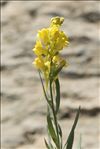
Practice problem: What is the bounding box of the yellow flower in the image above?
[49,26,69,53]
[50,16,64,27]
[45,61,51,73]
[33,41,48,56]
[33,41,43,56]
[33,16,69,83]
[52,55,68,68]
[33,57,45,70]
[49,26,59,40]
[38,28,49,45]
[52,55,61,63]
[55,31,69,51]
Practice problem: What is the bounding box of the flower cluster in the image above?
[32,17,80,149]
[33,17,69,85]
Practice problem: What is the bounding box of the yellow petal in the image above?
[38,28,49,45]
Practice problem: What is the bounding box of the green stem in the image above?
[47,105,53,149]
[50,80,60,149]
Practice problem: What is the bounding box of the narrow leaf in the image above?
[64,107,80,149]
[66,130,74,149]
[47,113,59,148]
[44,138,51,149]
[58,123,62,138]
[38,71,51,108]
[71,107,80,130]
[55,79,60,114]
[58,123,63,149]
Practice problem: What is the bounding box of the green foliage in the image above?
[39,72,80,149]
[58,123,63,149]
[39,71,52,108]
[44,139,51,149]
[47,113,59,148]
[64,107,80,149]
[55,79,60,114]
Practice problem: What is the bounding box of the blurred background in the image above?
[1,1,100,149]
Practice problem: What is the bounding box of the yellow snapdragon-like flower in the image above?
[38,28,49,45]
[33,57,45,70]
[33,16,69,84]
[33,41,48,56]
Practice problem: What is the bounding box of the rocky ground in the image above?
[1,1,100,149]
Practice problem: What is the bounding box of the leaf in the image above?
[47,113,59,148]
[55,79,60,114]
[64,107,80,149]
[58,123,62,138]
[58,123,63,149]
[38,71,52,108]
[66,130,74,149]
[44,138,51,149]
